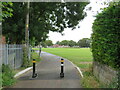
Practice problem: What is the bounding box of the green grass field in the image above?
[33,48,93,71]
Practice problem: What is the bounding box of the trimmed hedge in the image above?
[91,2,120,70]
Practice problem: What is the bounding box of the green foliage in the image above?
[78,38,91,48]
[44,40,53,46]
[2,2,26,44]
[56,41,60,44]
[59,40,69,46]
[41,42,47,48]
[58,40,77,47]
[0,65,2,89]
[0,2,13,21]
[22,46,41,67]
[2,64,16,86]
[2,2,88,44]
[30,37,37,47]
[91,2,120,70]
[78,64,92,69]
[22,46,29,68]
[68,40,77,47]
[57,39,91,47]
[106,78,118,88]
[81,69,100,88]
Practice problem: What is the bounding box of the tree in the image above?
[0,2,13,46]
[45,40,53,46]
[68,40,77,47]
[56,41,60,45]
[58,40,77,47]
[78,38,91,48]
[2,2,88,44]
[41,41,47,48]
[30,37,36,47]
[59,40,69,46]
[2,2,26,44]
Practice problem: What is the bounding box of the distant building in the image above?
[53,44,60,48]
[73,46,79,48]
[61,45,70,48]
[0,36,6,44]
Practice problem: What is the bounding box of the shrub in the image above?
[91,2,120,70]
[2,64,16,86]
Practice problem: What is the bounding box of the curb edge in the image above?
[14,67,33,78]
[69,61,83,78]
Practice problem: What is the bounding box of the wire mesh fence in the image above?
[1,44,23,69]
[0,44,2,69]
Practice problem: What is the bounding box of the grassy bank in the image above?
[3,52,41,87]
[2,64,16,87]
[33,48,102,88]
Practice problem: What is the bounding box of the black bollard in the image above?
[60,58,64,78]
[32,59,37,78]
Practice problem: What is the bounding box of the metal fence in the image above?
[0,44,2,68]
[1,44,23,69]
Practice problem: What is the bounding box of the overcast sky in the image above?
[48,0,109,44]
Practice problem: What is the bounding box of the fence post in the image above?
[14,44,16,69]
[21,45,23,67]
[29,47,31,60]
[6,44,8,65]
[2,44,24,69]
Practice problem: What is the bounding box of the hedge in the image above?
[91,2,120,70]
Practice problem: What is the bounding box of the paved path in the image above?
[11,51,82,88]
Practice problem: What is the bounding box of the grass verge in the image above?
[2,51,41,87]
[2,64,16,87]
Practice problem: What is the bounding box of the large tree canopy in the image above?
[2,2,88,45]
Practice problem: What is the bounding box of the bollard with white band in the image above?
[60,58,64,78]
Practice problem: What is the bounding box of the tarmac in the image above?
[11,51,82,88]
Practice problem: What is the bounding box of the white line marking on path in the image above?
[69,61,83,78]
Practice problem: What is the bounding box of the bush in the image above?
[91,2,120,70]
[2,64,16,86]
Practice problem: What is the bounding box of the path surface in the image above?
[11,51,82,88]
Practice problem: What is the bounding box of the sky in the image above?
[48,0,109,44]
